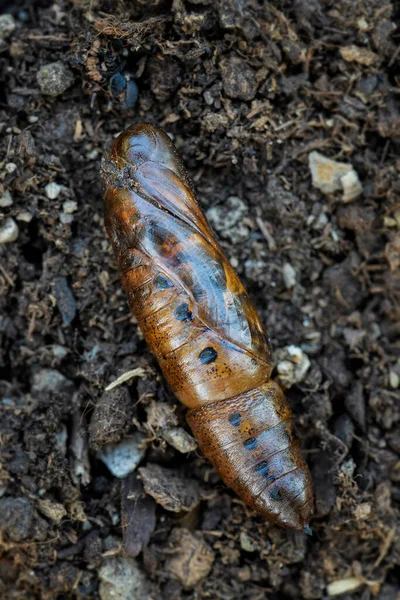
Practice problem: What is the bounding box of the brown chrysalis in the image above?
[100,123,313,531]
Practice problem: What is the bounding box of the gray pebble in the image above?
[0,497,33,541]
[97,434,146,478]
[45,182,62,199]
[99,556,151,600]
[32,369,74,394]
[53,276,77,326]
[0,217,19,243]
[37,61,74,96]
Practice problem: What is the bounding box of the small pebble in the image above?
[353,502,371,521]
[28,115,39,123]
[51,345,69,359]
[99,557,151,600]
[86,149,99,160]
[97,434,146,478]
[240,531,256,552]
[312,212,329,230]
[389,370,399,389]
[53,276,77,326]
[32,369,74,394]
[5,162,17,174]
[0,14,16,39]
[384,216,397,228]
[0,217,19,243]
[59,213,74,225]
[282,262,296,289]
[45,182,62,199]
[308,151,362,201]
[16,211,33,222]
[276,345,311,388]
[161,427,197,453]
[0,190,13,207]
[37,61,74,96]
[327,577,363,597]
[341,171,363,203]
[63,200,78,214]
[357,17,369,31]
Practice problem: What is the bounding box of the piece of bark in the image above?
[139,464,202,513]
[121,473,156,557]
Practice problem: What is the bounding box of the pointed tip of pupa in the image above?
[304,524,313,536]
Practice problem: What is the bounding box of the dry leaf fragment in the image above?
[165,528,215,588]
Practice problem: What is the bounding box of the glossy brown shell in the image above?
[101,123,314,530]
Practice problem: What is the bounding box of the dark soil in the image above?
[1,1,399,599]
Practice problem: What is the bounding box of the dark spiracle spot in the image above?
[229,413,241,427]
[154,274,173,290]
[270,488,282,501]
[174,303,193,322]
[199,347,218,365]
[109,72,127,94]
[255,461,270,476]
[243,437,257,450]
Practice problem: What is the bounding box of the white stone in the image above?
[5,162,17,174]
[63,200,78,214]
[0,217,19,243]
[389,370,399,389]
[161,427,197,453]
[327,577,363,597]
[45,182,62,200]
[0,190,13,207]
[341,170,363,203]
[282,262,296,289]
[16,211,33,222]
[0,14,16,39]
[309,151,362,201]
